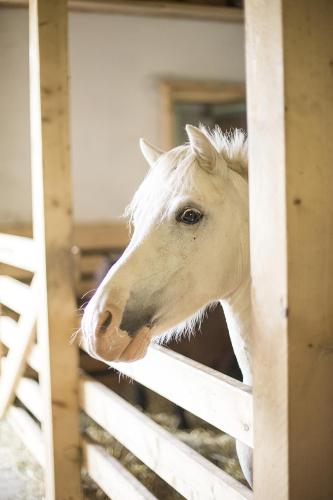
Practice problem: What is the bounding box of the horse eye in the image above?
[177,207,203,225]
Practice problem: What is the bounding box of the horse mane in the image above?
[200,125,248,179]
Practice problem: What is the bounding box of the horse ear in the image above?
[186,124,217,173]
[139,138,164,167]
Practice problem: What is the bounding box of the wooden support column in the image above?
[29,0,82,498]
[246,1,333,498]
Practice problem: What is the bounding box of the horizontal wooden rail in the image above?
[103,344,253,447]
[0,222,130,251]
[0,264,31,283]
[0,233,36,272]
[16,377,43,421]
[0,276,31,315]
[80,373,252,500]
[82,437,157,500]
[7,405,45,467]
[0,316,40,372]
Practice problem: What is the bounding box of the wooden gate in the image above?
[0,1,333,499]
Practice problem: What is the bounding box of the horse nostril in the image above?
[98,310,113,335]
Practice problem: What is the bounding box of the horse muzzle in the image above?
[82,303,152,363]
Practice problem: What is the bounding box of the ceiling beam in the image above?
[0,0,243,23]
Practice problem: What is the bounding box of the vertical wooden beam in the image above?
[29,0,82,498]
[246,1,333,498]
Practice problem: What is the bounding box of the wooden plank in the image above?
[0,263,32,283]
[95,344,253,447]
[29,0,81,498]
[161,80,245,103]
[16,377,43,421]
[0,0,244,23]
[24,342,40,373]
[0,276,31,315]
[73,223,129,250]
[80,374,252,500]
[0,316,40,372]
[245,1,333,498]
[0,224,31,238]
[8,405,45,467]
[82,437,157,500]
[0,315,17,339]
[0,279,37,418]
[0,222,130,252]
[0,233,36,272]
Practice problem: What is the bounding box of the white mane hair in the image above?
[126,126,247,228]
[202,125,248,178]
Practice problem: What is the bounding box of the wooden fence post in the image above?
[29,0,82,498]
[246,1,333,498]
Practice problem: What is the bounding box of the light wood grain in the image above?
[0,315,17,339]
[0,316,40,372]
[16,376,43,421]
[0,276,31,315]
[0,264,32,283]
[0,222,130,251]
[246,0,333,497]
[161,80,245,103]
[73,222,129,250]
[0,278,37,417]
[82,437,157,500]
[29,0,82,497]
[80,373,252,500]
[8,405,45,466]
[0,233,36,272]
[82,343,253,446]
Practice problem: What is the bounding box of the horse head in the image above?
[81,125,249,362]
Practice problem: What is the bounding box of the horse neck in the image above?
[220,278,252,385]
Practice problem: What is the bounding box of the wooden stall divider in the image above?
[29,0,82,497]
[246,1,333,498]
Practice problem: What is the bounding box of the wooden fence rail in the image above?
[0,234,36,272]
[3,322,252,446]
[15,377,42,421]
[7,406,45,466]
[82,437,157,500]
[106,344,253,447]
[0,276,31,315]
[0,316,40,372]
[80,373,252,500]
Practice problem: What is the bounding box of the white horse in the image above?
[81,124,252,486]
